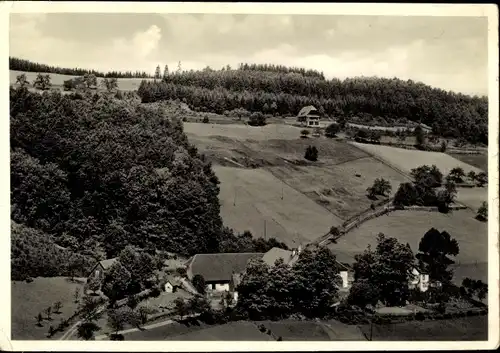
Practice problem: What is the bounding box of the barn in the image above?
[297,105,321,127]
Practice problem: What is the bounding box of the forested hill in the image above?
[138,65,488,145]
[10,87,223,261]
[10,57,153,79]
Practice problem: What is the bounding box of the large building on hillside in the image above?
[297,105,321,127]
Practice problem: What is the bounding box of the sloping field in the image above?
[167,322,274,341]
[328,209,488,284]
[268,156,409,220]
[184,122,302,141]
[456,187,488,210]
[214,165,343,247]
[10,70,151,91]
[360,315,487,341]
[350,142,484,176]
[449,153,488,172]
[11,277,86,340]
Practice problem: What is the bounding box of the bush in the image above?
[415,312,425,321]
[325,123,340,138]
[300,129,310,138]
[304,145,318,161]
[202,117,209,124]
[110,333,124,341]
[248,112,266,126]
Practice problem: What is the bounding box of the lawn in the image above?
[123,321,212,340]
[215,165,343,247]
[11,276,86,340]
[350,142,484,176]
[360,315,488,341]
[267,156,409,220]
[329,209,488,284]
[167,321,274,341]
[10,70,151,92]
[448,153,488,172]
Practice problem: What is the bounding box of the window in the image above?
[212,283,216,290]
[95,270,100,277]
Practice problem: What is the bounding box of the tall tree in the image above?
[154,65,161,79]
[352,233,414,306]
[416,228,459,286]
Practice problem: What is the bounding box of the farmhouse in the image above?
[87,258,118,282]
[418,123,432,133]
[297,105,321,127]
[185,252,263,292]
[262,247,301,267]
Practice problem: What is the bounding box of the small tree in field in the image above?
[304,146,318,161]
[447,167,465,183]
[301,129,310,138]
[476,201,488,222]
[33,73,51,90]
[83,74,97,89]
[87,276,101,295]
[414,125,426,148]
[53,301,63,314]
[44,307,52,320]
[475,172,487,187]
[367,178,392,199]
[102,77,118,92]
[16,73,30,87]
[467,171,476,182]
[36,312,43,327]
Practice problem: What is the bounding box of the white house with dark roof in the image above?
[297,105,322,127]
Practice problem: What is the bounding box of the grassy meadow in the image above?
[11,277,86,340]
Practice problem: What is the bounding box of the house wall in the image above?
[340,271,349,288]
[165,282,173,293]
[206,282,231,292]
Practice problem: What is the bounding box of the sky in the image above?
[9,13,489,96]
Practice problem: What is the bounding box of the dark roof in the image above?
[297,105,319,117]
[187,253,264,282]
[262,247,295,267]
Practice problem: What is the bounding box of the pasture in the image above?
[10,70,151,92]
[455,187,488,211]
[215,165,342,246]
[449,153,488,172]
[329,209,488,284]
[184,122,303,141]
[11,277,85,340]
[267,156,409,220]
[350,142,484,176]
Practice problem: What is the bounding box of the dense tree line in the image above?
[236,63,325,80]
[137,65,487,144]
[10,57,152,78]
[236,247,341,320]
[11,221,94,281]
[10,86,288,272]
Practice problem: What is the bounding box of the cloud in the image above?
[10,15,163,73]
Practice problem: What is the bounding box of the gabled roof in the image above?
[165,274,182,287]
[98,258,119,270]
[297,105,319,117]
[187,253,264,282]
[262,247,295,267]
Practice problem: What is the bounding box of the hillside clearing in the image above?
[350,142,483,176]
[11,277,86,340]
[329,209,488,283]
[215,165,343,246]
[267,156,409,220]
[10,70,150,91]
[456,187,488,210]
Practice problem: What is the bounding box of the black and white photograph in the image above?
[1,2,498,350]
